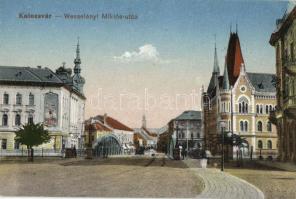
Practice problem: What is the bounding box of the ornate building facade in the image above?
[270,6,296,163]
[203,32,278,159]
[0,41,86,151]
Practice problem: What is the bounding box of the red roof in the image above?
[226,32,244,85]
[88,115,134,132]
[105,116,133,131]
[85,122,112,131]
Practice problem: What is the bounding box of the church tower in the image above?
[72,38,85,94]
[225,32,245,85]
[206,42,221,95]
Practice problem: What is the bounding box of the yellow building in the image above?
[203,31,278,159]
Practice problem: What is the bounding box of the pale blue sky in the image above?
[0,0,289,127]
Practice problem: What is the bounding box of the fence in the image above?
[0,148,63,157]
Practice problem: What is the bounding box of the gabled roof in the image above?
[92,115,134,132]
[85,121,112,132]
[226,32,245,85]
[175,110,202,121]
[246,73,276,92]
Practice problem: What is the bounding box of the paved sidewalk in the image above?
[256,160,296,172]
[183,159,264,199]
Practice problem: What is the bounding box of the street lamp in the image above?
[220,121,226,172]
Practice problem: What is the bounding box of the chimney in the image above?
[37,65,42,69]
[103,113,107,124]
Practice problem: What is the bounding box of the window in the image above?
[238,96,248,114]
[28,114,33,124]
[3,93,9,105]
[240,121,248,132]
[257,121,263,132]
[240,121,244,132]
[15,114,21,126]
[269,105,273,112]
[16,93,22,105]
[258,140,263,149]
[2,114,8,126]
[267,121,272,132]
[265,105,269,114]
[267,140,272,149]
[256,105,259,114]
[29,93,34,106]
[244,121,248,132]
[1,139,7,149]
[260,105,263,114]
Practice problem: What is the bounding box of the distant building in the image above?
[203,31,278,159]
[134,115,158,148]
[85,114,135,155]
[0,41,86,152]
[168,110,203,152]
[270,5,296,163]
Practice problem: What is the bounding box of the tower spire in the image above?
[222,58,230,90]
[74,37,81,74]
[213,38,220,75]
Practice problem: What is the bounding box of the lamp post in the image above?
[220,121,226,172]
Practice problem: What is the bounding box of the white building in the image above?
[0,41,86,151]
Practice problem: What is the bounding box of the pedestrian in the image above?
[73,145,77,158]
[181,148,185,160]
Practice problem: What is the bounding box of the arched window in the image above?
[257,121,263,132]
[15,114,21,126]
[238,96,248,113]
[240,121,244,131]
[260,105,263,114]
[3,93,9,105]
[265,105,269,114]
[256,104,259,113]
[267,121,272,132]
[16,93,22,105]
[258,140,263,149]
[28,114,33,125]
[29,93,34,106]
[2,114,8,126]
[267,140,272,149]
[244,121,248,132]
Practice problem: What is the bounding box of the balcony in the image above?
[0,104,10,112]
[282,59,296,77]
[25,104,35,112]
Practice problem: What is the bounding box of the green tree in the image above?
[14,123,51,161]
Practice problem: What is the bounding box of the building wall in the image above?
[0,85,85,150]
[204,72,278,159]
[272,17,296,163]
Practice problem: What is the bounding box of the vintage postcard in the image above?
[0,0,295,198]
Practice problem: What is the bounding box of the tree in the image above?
[14,123,51,161]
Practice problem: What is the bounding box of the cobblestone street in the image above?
[0,156,204,197]
[226,162,296,199]
[183,159,264,199]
